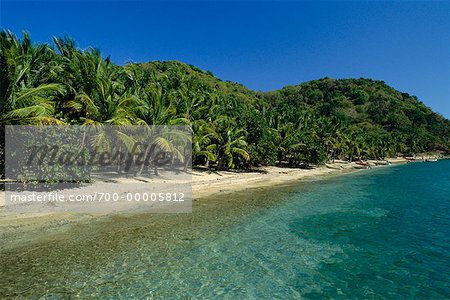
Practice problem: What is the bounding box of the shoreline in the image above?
[0,159,409,209]
[0,160,410,245]
[0,157,417,206]
[191,165,356,199]
[192,156,415,198]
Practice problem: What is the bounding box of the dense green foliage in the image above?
[1,31,449,174]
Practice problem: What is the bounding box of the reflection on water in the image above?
[1,161,450,298]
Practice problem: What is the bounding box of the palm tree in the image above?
[192,119,218,166]
[0,31,65,124]
[216,124,250,170]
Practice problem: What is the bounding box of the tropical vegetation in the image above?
[1,31,449,178]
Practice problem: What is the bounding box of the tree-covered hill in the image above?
[1,31,449,172]
[265,78,449,157]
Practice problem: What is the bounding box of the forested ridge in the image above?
[1,31,449,172]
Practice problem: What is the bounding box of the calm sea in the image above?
[1,160,449,298]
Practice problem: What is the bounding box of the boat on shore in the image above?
[353,164,370,169]
[353,161,371,169]
[374,160,391,166]
[425,158,438,162]
[332,159,350,164]
[325,163,343,170]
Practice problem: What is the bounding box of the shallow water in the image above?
[1,161,450,298]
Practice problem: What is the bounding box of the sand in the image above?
[190,165,354,198]
[0,161,402,209]
[0,164,359,206]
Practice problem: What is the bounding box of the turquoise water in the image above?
[1,161,450,298]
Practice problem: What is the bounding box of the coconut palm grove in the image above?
[1,31,449,173]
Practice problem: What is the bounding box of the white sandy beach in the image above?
[0,163,377,209]
[0,157,440,251]
[0,158,428,244]
[0,164,354,249]
[0,158,414,208]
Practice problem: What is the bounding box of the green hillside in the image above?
[136,61,450,164]
[264,78,449,161]
[1,31,449,172]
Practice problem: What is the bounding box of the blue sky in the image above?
[1,1,449,118]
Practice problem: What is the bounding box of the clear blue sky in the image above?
[1,1,449,118]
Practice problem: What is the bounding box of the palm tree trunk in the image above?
[136,143,152,177]
[116,146,122,173]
